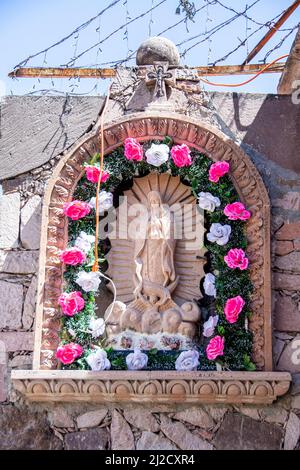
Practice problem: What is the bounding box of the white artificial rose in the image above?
[203,273,216,297]
[126,349,148,370]
[145,143,169,167]
[207,223,231,246]
[203,315,219,338]
[175,350,199,371]
[89,317,106,339]
[86,349,111,371]
[198,192,221,212]
[76,271,101,292]
[74,231,95,253]
[89,190,113,214]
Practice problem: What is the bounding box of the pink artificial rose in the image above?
[206,335,225,360]
[58,291,85,316]
[124,138,143,161]
[224,202,251,221]
[85,166,110,184]
[63,200,91,221]
[224,295,245,324]
[56,343,83,365]
[224,248,249,270]
[171,143,192,167]
[209,161,230,182]
[60,248,86,266]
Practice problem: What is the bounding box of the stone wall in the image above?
[0,93,300,450]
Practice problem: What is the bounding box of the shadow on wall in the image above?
[211,92,300,175]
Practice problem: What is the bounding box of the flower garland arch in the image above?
[56,136,255,372]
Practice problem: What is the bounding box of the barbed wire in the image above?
[62,0,168,67]
[179,0,261,56]
[211,8,298,66]
[263,22,300,62]
[10,0,300,97]
[14,0,122,69]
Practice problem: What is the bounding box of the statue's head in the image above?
[148,191,162,207]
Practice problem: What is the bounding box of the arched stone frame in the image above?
[32,112,272,372]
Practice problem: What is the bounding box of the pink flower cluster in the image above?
[58,291,85,316]
[224,248,248,270]
[206,335,224,360]
[60,247,86,266]
[209,161,229,183]
[224,202,251,221]
[56,343,83,365]
[63,200,91,221]
[171,144,192,167]
[224,295,245,324]
[85,166,110,184]
[124,138,143,161]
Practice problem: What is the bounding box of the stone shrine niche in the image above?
[105,172,205,350]
[11,113,291,405]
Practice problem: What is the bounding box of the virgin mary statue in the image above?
[133,190,179,308]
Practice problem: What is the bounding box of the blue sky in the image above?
[0,0,299,96]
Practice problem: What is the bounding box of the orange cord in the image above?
[92,85,111,272]
[199,54,289,88]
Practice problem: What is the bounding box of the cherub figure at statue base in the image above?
[104,298,201,350]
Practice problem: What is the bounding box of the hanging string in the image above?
[148,0,154,37]
[92,85,112,273]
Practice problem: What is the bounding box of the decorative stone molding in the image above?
[32,113,273,372]
[11,370,291,405]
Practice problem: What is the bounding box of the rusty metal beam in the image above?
[242,0,300,65]
[190,63,285,76]
[8,67,117,79]
[8,62,286,80]
[278,25,300,94]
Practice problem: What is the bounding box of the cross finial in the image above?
[145,61,176,109]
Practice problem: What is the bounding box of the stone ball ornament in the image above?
[136,36,180,65]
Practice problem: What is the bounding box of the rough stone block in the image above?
[277,336,300,373]
[0,192,20,249]
[0,332,34,351]
[0,341,7,402]
[20,195,41,249]
[160,415,213,450]
[274,241,294,256]
[124,408,159,432]
[76,409,107,429]
[0,405,62,450]
[276,222,300,241]
[260,406,288,424]
[50,407,74,428]
[136,431,177,450]
[111,410,135,450]
[172,407,215,429]
[273,272,300,291]
[0,250,38,274]
[0,280,23,329]
[64,428,109,450]
[274,252,300,273]
[22,276,37,330]
[214,414,283,450]
[274,293,300,332]
[294,238,300,250]
[284,412,300,450]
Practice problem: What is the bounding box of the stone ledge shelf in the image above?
[11,370,291,405]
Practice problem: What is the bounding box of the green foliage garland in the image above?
[60,138,254,371]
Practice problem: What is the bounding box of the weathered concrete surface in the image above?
[1,93,299,181]
[210,92,300,174]
[0,96,104,180]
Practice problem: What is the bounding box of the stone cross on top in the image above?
[146,62,175,99]
[136,37,200,110]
